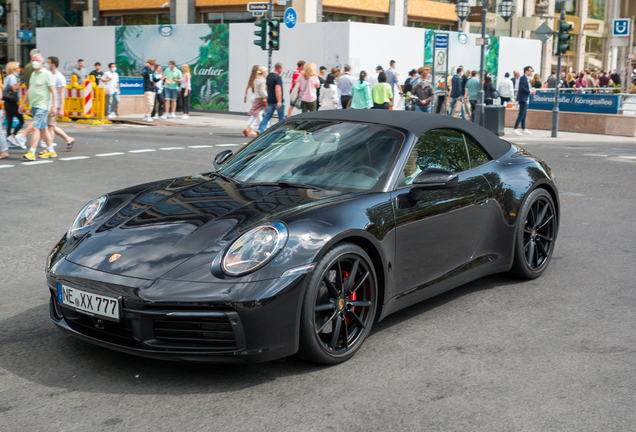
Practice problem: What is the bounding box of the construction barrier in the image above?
[63,75,110,125]
[1,74,108,124]
[19,86,32,119]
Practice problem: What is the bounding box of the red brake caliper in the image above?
[341,270,356,324]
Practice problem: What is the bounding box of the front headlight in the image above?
[68,196,107,238]
[222,222,288,276]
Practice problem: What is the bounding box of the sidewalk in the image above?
[113,111,636,142]
[503,127,636,143]
[113,112,249,129]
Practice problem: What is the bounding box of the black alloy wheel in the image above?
[298,243,378,364]
[510,188,557,279]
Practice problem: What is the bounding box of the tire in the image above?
[509,188,558,279]
[298,243,378,365]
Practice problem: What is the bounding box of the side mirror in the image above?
[409,168,458,199]
[412,168,458,189]
[213,150,233,169]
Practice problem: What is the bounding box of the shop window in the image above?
[587,0,605,20]
[202,11,282,24]
[103,16,122,26]
[124,14,161,25]
[323,12,384,24]
[21,0,83,28]
[407,21,450,30]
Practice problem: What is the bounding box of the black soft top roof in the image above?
[291,110,512,160]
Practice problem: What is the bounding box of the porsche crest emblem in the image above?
[108,253,122,263]
[338,299,345,311]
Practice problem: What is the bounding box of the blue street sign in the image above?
[119,78,144,96]
[530,92,621,115]
[284,7,297,29]
[435,34,448,49]
[17,30,34,40]
[612,19,630,37]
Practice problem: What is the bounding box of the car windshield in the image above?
[217,120,403,191]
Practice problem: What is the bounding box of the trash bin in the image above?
[484,105,505,136]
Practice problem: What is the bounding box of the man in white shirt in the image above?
[337,65,356,108]
[46,56,75,152]
[101,63,120,118]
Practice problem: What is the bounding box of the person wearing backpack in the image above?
[3,62,25,150]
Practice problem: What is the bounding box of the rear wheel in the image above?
[510,188,557,279]
[298,243,378,365]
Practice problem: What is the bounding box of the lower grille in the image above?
[153,315,238,350]
[62,306,136,342]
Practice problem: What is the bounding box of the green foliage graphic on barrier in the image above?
[115,24,229,111]
[191,25,229,110]
[485,36,499,85]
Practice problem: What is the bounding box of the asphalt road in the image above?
[1,120,635,431]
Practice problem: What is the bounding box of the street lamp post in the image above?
[456,0,514,126]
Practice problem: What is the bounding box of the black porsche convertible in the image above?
[47,110,559,364]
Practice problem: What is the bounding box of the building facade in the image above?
[2,0,636,77]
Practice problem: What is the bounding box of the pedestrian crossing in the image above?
[0,143,244,170]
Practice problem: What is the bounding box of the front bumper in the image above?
[47,259,308,363]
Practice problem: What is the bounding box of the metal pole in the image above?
[268,0,274,72]
[14,10,18,63]
[551,6,565,138]
[474,0,487,126]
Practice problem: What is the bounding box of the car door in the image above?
[391,128,494,296]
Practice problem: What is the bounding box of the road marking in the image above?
[22,160,54,165]
[160,147,186,150]
[189,145,214,149]
[95,152,125,157]
[129,149,156,153]
[560,192,584,196]
[60,156,90,161]
[584,154,608,157]
[618,155,636,160]
[216,144,238,147]
[607,157,636,164]
[0,165,15,169]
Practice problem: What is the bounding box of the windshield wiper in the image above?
[259,181,323,191]
[213,172,242,184]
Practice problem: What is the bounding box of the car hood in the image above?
[65,176,346,279]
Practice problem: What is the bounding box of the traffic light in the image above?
[557,20,574,55]
[254,19,267,50]
[268,19,280,51]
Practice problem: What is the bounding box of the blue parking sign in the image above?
[613,19,630,37]
[284,7,297,29]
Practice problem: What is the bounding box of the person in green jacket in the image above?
[371,72,393,109]
[350,71,373,109]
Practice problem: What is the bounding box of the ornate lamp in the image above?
[455,0,470,22]
[498,0,516,22]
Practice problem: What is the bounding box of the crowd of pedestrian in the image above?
[242,59,440,136]
[139,59,191,122]
[1,49,75,161]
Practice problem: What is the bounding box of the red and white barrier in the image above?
[83,80,92,118]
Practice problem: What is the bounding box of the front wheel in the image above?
[509,188,558,279]
[298,243,378,365]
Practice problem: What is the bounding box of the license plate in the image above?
[57,283,120,321]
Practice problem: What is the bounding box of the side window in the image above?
[463,134,491,168]
[403,129,470,185]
